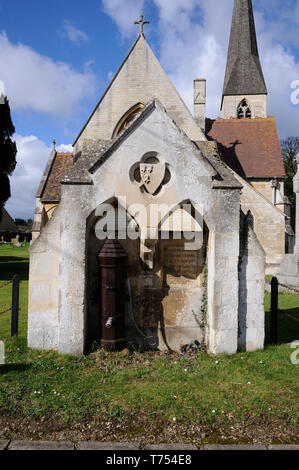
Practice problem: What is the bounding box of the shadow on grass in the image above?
[0,257,29,262]
[265,308,299,345]
[0,258,29,281]
[0,364,31,374]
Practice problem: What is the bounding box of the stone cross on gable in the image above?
[134,14,150,37]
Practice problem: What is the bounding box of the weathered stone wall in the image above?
[130,236,208,351]
[206,189,241,355]
[86,228,208,352]
[233,173,286,274]
[74,36,205,156]
[221,94,267,119]
[28,205,61,350]
[249,180,285,206]
[238,217,265,352]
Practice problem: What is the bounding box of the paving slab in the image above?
[0,441,10,451]
[77,441,139,451]
[143,444,198,451]
[203,445,267,451]
[268,445,299,451]
[8,440,74,450]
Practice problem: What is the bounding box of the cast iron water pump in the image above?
[98,238,128,350]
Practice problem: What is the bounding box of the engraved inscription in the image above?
[163,246,199,279]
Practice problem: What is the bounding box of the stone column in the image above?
[58,185,91,355]
[206,190,241,355]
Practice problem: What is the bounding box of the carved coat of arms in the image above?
[140,162,166,195]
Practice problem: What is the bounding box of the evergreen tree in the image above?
[280,136,299,230]
[0,95,17,221]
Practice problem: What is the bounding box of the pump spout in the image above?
[105,316,113,329]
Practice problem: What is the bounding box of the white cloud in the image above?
[101,0,299,137]
[0,31,97,116]
[102,0,146,38]
[5,135,73,219]
[56,143,74,153]
[61,21,89,45]
[154,0,198,24]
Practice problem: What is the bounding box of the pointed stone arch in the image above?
[85,198,141,352]
[112,103,145,138]
[237,98,252,119]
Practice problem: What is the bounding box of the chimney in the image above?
[194,79,206,132]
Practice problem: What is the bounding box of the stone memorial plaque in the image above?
[162,243,200,287]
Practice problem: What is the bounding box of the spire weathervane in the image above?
[134,14,149,37]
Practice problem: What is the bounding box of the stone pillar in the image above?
[207,230,240,354]
[238,221,265,352]
[206,190,241,355]
[193,79,206,132]
[278,154,299,287]
[58,185,91,355]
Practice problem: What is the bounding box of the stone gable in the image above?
[73,35,205,156]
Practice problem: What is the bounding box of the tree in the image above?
[280,136,299,230]
[14,218,27,226]
[0,95,17,221]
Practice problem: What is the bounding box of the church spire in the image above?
[222,0,267,113]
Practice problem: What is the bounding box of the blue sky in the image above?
[1,0,299,219]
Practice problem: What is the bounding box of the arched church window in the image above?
[237,99,252,119]
[112,103,145,138]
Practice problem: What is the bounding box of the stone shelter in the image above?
[28,0,287,355]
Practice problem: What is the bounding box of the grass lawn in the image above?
[0,243,29,337]
[0,243,298,444]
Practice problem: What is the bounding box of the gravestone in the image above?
[15,235,21,247]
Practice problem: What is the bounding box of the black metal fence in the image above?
[0,274,19,336]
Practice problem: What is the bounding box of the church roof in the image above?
[63,99,242,190]
[0,207,18,232]
[207,117,285,179]
[40,153,73,202]
[222,0,267,103]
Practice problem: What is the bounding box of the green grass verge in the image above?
[0,338,298,428]
[0,243,298,441]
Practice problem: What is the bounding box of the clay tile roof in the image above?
[41,153,73,202]
[207,117,285,179]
